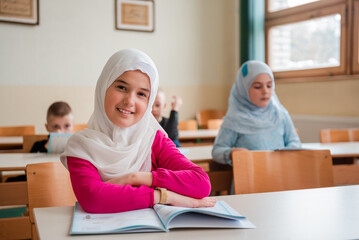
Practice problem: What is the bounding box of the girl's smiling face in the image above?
[248,73,273,108]
[104,70,151,127]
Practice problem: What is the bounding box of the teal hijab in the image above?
[222,60,287,134]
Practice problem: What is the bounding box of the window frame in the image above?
[353,0,359,73]
[265,0,358,82]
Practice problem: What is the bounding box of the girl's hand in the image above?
[154,190,217,208]
[106,172,153,187]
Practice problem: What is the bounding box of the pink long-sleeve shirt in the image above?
[65,130,211,213]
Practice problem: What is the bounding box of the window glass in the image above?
[269,0,318,12]
[268,14,341,72]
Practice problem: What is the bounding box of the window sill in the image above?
[276,74,359,84]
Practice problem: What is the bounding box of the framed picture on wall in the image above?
[115,0,154,32]
[0,0,39,25]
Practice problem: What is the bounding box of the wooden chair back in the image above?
[0,125,35,136]
[207,119,223,130]
[73,123,88,132]
[0,181,31,239]
[320,128,359,143]
[196,109,226,129]
[26,162,77,238]
[232,150,334,194]
[22,134,48,153]
[178,120,198,130]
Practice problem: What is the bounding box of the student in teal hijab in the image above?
[212,60,301,165]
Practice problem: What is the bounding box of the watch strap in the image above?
[156,187,168,205]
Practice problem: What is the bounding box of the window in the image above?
[353,1,359,73]
[268,0,318,12]
[265,0,358,81]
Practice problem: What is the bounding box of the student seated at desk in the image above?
[61,49,215,213]
[152,88,182,147]
[31,101,74,153]
[212,60,301,165]
[5,102,74,182]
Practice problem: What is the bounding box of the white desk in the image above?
[0,153,60,171]
[179,145,213,162]
[0,136,23,151]
[0,148,213,172]
[182,142,359,162]
[179,129,218,140]
[33,185,359,240]
[0,136,23,145]
[0,149,212,171]
[180,140,359,159]
[181,143,359,185]
[302,141,359,158]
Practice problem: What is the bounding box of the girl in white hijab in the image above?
[61,49,215,213]
[212,60,301,165]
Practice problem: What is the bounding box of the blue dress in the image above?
[212,112,301,165]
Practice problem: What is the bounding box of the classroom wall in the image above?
[0,0,238,133]
[1,0,358,136]
[275,78,359,142]
[276,79,359,117]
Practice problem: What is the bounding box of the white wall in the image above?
[0,0,238,133]
[292,115,359,142]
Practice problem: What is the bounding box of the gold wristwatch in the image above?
[156,187,168,205]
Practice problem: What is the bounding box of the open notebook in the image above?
[47,133,72,153]
[70,200,255,234]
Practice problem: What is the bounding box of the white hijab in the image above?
[61,49,163,181]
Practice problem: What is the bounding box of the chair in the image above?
[178,120,198,130]
[178,120,199,147]
[73,123,88,132]
[196,109,226,129]
[22,134,48,153]
[320,128,359,143]
[232,150,334,194]
[207,119,223,130]
[319,128,359,185]
[1,134,48,181]
[0,125,35,136]
[207,162,233,196]
[0,181,31,239]
[26,162,77,239]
